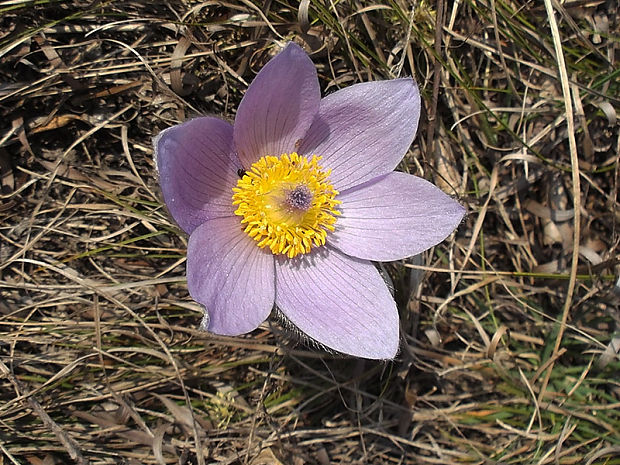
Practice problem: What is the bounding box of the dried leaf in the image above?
[250,448,285,465]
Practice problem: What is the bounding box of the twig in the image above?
[538,0,582,404]
[425,0,445,154]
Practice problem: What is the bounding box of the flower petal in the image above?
[299,78,420,191]
[233,43,320,168]
[275,247,399,359]
[330,172,465,261]
[187,217,275,335]
[155,117,240,234]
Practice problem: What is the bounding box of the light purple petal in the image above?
[155,117,240,234]
[275,247,399,359]
[299,78,420,191]
[330,172,465,261]
[233,43,320,168]
[187,217,275,335]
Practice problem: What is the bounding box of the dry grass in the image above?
[0,0,618,464]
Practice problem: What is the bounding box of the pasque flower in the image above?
[155,43,465,359]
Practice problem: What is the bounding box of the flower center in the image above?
[232,152,340,258]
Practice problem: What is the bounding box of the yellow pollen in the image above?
[232,152,340,258]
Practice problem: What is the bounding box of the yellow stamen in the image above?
[232,152,340,258]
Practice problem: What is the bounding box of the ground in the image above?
[0,1,618,464]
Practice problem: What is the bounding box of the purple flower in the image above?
[154,43,465,359]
